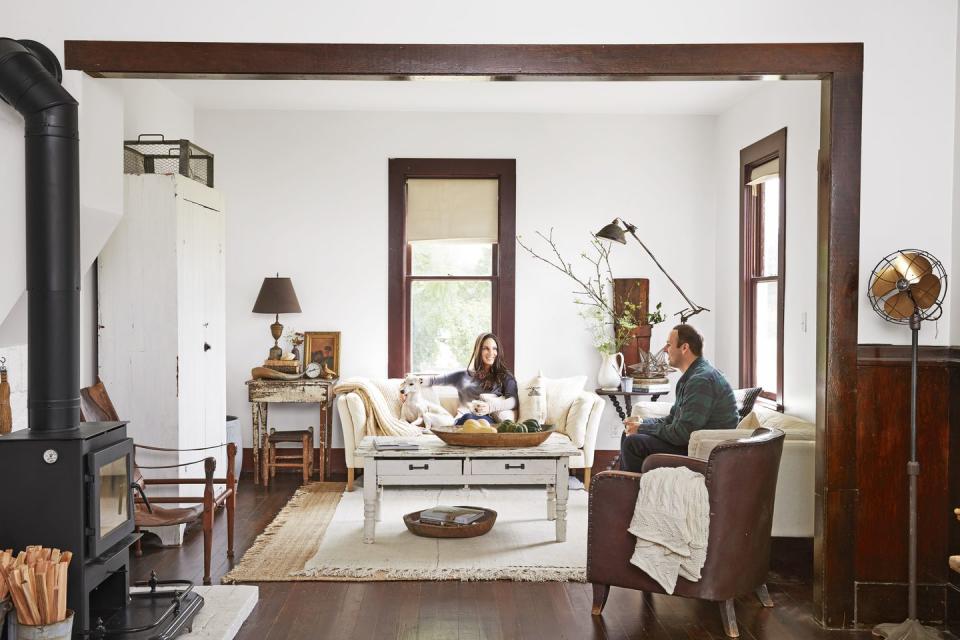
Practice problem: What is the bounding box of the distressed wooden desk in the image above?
[246,378,337,483]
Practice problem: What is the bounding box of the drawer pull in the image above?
[504,463,525,470]
[409,464,430,471]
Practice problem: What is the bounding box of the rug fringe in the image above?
[292,565,587,582]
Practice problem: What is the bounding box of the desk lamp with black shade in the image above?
[252,274,302,362]
[594,218,709,324]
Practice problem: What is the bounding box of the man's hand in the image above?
[623,417,642,435]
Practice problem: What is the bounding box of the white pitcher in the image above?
[597,352,625,391]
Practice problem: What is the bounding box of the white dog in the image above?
[399,375,454,429]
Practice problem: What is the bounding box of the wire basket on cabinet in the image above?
[123,134,214,187]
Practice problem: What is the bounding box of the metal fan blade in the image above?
[891,251,932,282]
[910,272,942,309]
[883,292,915,319]
[870,263,901,299]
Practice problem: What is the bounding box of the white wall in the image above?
[713,82,821,421]
[121,80,195,140]
[4,0,957,344]
[196,109,717,450]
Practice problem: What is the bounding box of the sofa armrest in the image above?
[336,393,367,468]
[641,454,708,475]
[562,391,604,465]
[687,428,744,459]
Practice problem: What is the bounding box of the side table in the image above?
[246,378,337,483]
[595,388,670,421]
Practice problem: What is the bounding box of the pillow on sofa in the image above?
[737,411,761,430]
[542,375,588,430]
[733,387,763,418]
[517,373,547,423]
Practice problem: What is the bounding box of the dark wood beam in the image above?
[64,41,862,79]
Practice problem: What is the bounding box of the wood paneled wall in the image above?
[855,345,960,627]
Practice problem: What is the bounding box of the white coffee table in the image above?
[355,433,580,544]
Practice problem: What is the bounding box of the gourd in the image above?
[462,419,497,434]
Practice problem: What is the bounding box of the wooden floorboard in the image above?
[130,472,924,640]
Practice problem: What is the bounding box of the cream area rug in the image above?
[223,482,588,583]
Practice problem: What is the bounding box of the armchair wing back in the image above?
[588,427,785,637]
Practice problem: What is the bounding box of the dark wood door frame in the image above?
[65,41,863,628]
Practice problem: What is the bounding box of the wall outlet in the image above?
[801,311,808,333]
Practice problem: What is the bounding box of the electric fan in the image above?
[867,249,948,640]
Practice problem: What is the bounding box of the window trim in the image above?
[739,128,786,409]
[388,158,516,378]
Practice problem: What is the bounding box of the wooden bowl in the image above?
[431,428,554,448]
[403,506,497,538]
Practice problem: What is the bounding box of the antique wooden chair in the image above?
[79,379,236,585]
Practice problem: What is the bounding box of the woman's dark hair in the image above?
[468,332,511,392]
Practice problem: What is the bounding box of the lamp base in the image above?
[268,346,283,361]
[872,619,943,639]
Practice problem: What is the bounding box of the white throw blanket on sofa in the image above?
[628,466,710,594]
[333,377,422,437]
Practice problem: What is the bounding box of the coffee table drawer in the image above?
[469,459,556,475]
[378,459,462,476]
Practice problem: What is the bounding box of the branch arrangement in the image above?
[517,229,654,354]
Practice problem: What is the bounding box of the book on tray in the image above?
[418,505,486,526]
[373,440,420,451]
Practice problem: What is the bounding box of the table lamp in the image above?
[252,274,302,361]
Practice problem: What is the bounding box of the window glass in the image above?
[410,280,492,372]
[411,242,493,276]
[760,177,780,277]
[754,280,779,395]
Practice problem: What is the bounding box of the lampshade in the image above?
[252,277,302,314]
[594,220,627,244]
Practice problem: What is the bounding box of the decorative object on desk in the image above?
[263,358,302,375]
[251,366,304,380]
[517,229,643,358]
[0,356,11,434]
[597,352,624,391]
[629,346,675,381]
[867,249,947,640]
[595,218,709,323]
[404,506,497,539]
[620,376,633,393]
[252,274,302,361]
[284,329,305,364]
[304,331,340,377]
[304,362,321,379]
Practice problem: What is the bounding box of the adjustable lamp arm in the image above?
[607,218,709,323]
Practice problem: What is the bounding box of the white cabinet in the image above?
[98,175,226,543]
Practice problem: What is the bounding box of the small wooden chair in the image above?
[79,379,236,585]
[262,427,314,486]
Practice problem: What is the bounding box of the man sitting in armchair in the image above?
[620,324,738,472]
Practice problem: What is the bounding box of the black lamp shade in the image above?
[252,277,302,314]
[594,221,627,244]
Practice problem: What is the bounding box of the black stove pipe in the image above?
[0,39,80,432]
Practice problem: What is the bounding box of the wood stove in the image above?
[0,38,202,638]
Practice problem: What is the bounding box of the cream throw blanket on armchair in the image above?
[333,378,422,437]
[628,466,710,594]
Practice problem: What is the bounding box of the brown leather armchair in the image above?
[588,427,785,638]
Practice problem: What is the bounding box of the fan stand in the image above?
[872,311,942,640]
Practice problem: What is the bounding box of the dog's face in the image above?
[401,375,421,396]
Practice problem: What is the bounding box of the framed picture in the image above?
[304,331,340,374]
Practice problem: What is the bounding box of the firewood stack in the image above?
[0,546,71,626]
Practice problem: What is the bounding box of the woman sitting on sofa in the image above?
[421,332,519,425]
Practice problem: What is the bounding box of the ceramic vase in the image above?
[597,352,625,391]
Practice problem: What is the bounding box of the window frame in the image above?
[388,158,516,377]
[739,128,786,409]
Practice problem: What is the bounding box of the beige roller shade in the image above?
[406,178,499,243]
[747,158,780,194]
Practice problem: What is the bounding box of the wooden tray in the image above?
[403,506,497,538]
[431,429,553,448]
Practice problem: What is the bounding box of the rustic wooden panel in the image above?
[64,42,863,79]
[613,278,651,371]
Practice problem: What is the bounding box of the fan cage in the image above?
[866,248,947,324]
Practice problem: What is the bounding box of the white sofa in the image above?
[631,402,815,537]
[337,377,605,491]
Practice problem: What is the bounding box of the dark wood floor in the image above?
[130,473,888,639]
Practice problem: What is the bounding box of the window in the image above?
[388,159,516,377]
[739,129,786,407]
